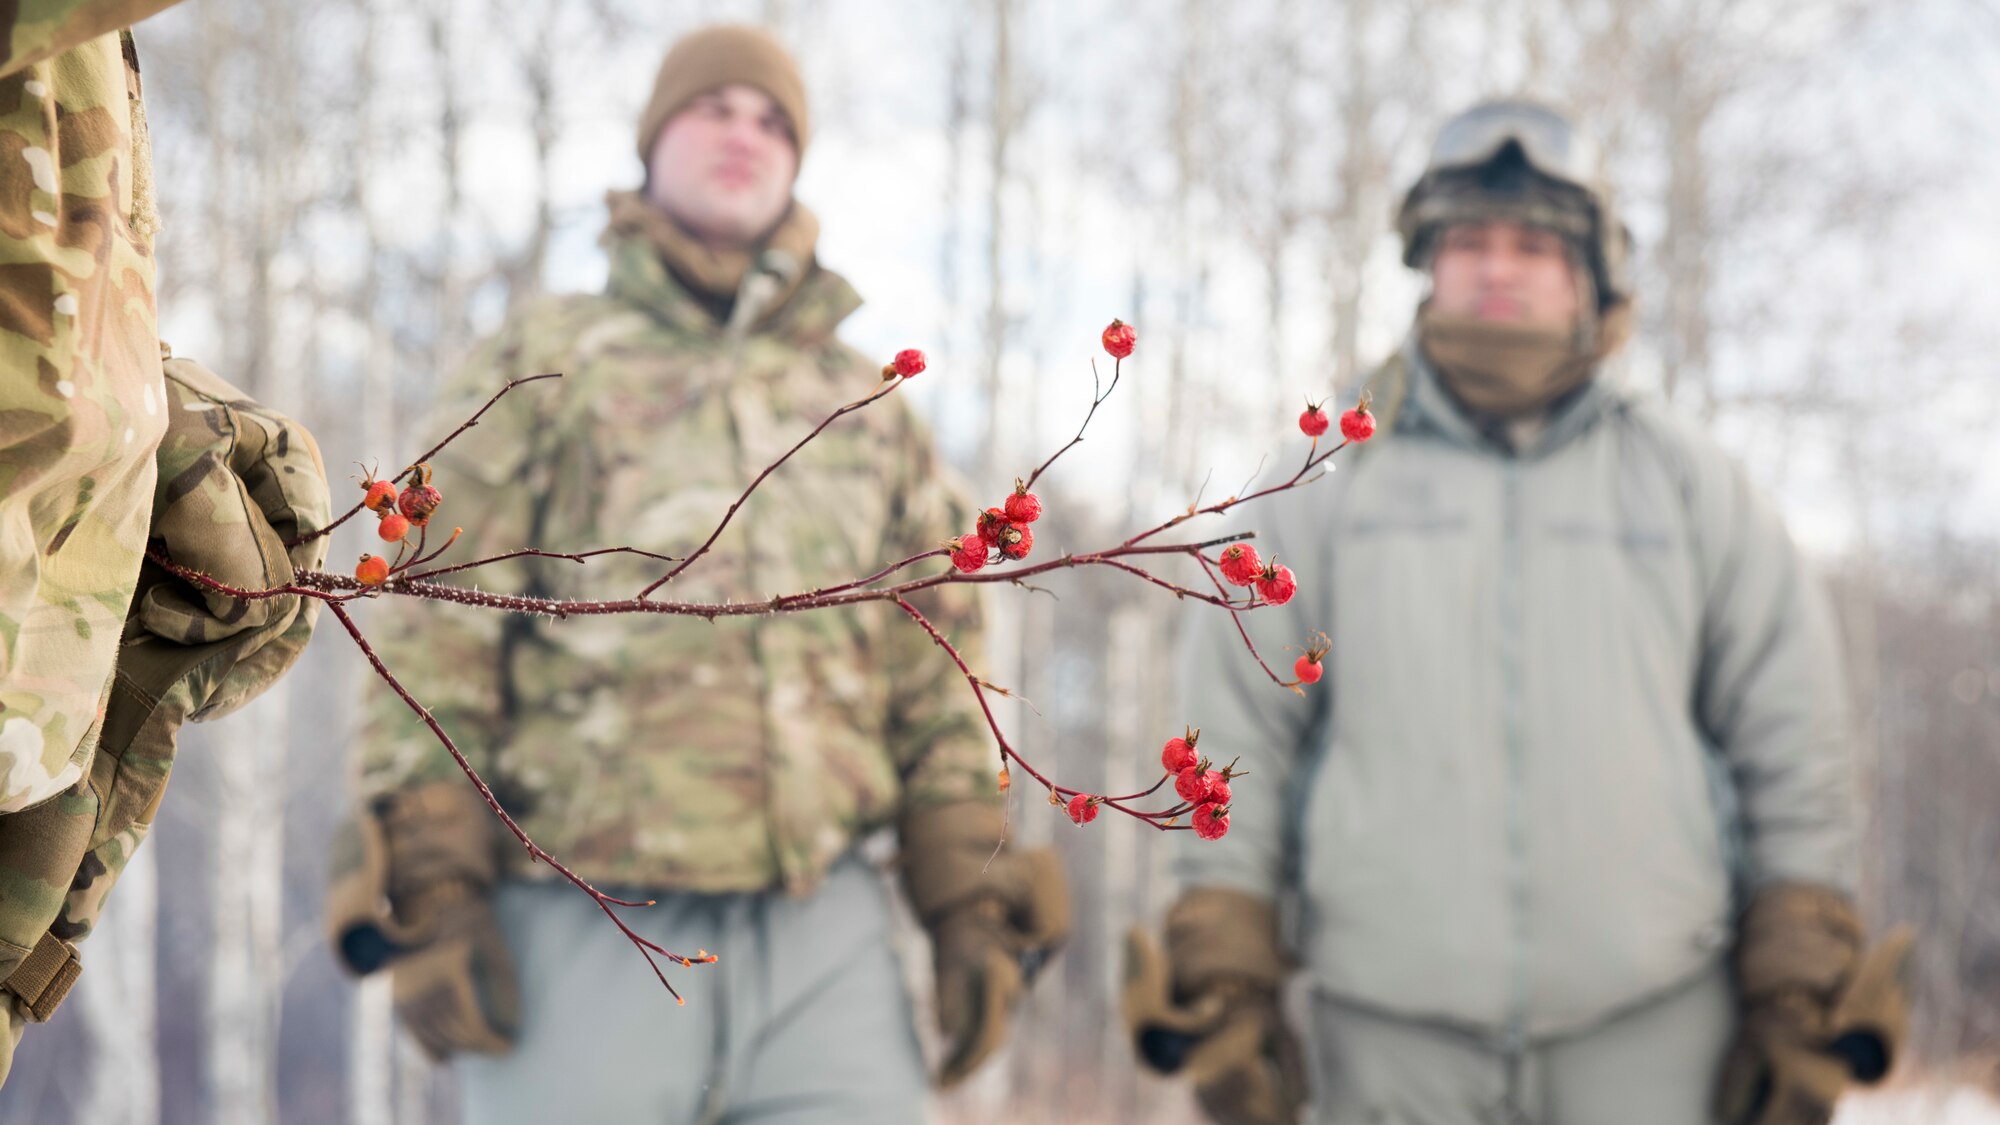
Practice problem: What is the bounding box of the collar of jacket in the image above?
[602,229,863,347]
[1397,332,1632,459]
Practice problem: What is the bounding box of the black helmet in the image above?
[1396,99,1632,309]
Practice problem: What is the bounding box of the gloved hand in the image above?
[1715,882,1916,1125]
[113,353,332,730]
[1124,887,1306,1125]
[899,800,1070,1087]
[325,781,519,1060]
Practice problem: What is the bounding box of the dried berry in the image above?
[362,479,398,513]
[1004,481,1042,525]
[1066,794,1099,825]
[1000,525,1033,561]
[1218,543,1263,587]
[977,507,1011,547]
[1300,400,1331,438]
[1255,563,1298,607]
[1206,775,1233,806]
[950,533,988,574]
[1102,319,1136,359]
[355,554,390,587]
[1341,401,1377,443]
[1192,802,1230,841]
[398,483,442,527]
[1175,766,1214,804]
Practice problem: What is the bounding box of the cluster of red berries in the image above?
[951,479,1043,573]
[944,321,1139,575]
[1215,542,1298,607]
[353,464,445,587]
[1299,394,1378,443]
[1060,726,1237,839]
[1159,728,1234,840]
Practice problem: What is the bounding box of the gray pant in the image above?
[460,854,930,1125]
[1309,962,1734,1125]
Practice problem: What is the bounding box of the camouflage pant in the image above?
[460,852,929,1125]
[1308,961,1734,1125]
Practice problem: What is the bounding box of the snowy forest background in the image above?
[2,0,1997,1121]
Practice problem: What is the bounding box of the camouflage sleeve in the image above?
[0,23,166,815]
[0,0,182,77]
[0,357,328,1019]
[882,401,1000,813]
[61,358,330,943]
[354,323,565,798]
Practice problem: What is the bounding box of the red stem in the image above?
[1121,437,1346,550]
[771,547,949,605]
[327,602,713,999]
[1022,356,1119,492]
[892,596,1181,828]
[1198,556,1288,686]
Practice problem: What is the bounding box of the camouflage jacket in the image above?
[0,2,330,1051]
[359,231,997,895]
[0,0,182,816]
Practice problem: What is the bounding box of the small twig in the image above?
[1121,440,1341,550]
[893,596,1182,829]
[290,373,563,549]
[146,547,302,602]
[976,678,1044,718]
[327,601,714,1001]
[404,545,683,584]
[1234,454,1270,507]
[406,526,463,569]
[1197,557,1288,686]
[1023,355,1120,492]
[1102,774,1173,803]
[641,378,904,597]
[771,547,948,605]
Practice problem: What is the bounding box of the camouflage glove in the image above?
[325,782,519,1060]
[1715,883,1916,1125]
[0,354,328,1027]
[899,800,1070,1088]
[1124,888,1306,1125]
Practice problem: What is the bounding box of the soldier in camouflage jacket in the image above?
[327,26,1067,1123]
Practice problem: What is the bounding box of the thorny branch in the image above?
[157,334,1373,996]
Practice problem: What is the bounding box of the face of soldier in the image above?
[1428,220,1581,332]
[646,83,800,251]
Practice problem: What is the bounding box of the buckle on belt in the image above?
[2,932,82,1022]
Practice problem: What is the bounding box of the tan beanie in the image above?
[636,25,810,166]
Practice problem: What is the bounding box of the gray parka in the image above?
[1177,341,1857,1042]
